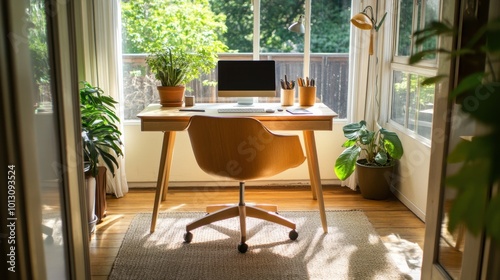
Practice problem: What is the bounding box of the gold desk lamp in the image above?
[351,6,386,55]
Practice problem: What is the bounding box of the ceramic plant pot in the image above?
[157,85,185,107]
[355,159,395,200]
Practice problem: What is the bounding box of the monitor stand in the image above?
[235,97,258,106]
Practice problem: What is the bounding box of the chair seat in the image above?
[184,116,305,253]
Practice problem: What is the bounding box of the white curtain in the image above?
[79,0,128,197]
[341,0,381,190]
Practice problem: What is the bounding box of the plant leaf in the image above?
[380,129,404,159]
[334,145,361,181]
[421,75,447,85]
[375,151,388,165]
[343,120,365,140]
[341,139,356,148]
[450,72,485,99]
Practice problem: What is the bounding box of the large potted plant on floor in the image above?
[146,47,192,107]
[80,81,123,234]
[334,120,404,200]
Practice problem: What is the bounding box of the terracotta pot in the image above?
[157,86,185,107]
[355,159,395,200]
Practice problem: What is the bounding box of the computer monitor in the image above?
[217,60,276,106]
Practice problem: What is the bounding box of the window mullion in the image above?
[415,75,421,134]
[253,0,260,60]
[410,0,419,56]
[404,73,411,128]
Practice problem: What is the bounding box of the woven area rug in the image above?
[109,211,419,280]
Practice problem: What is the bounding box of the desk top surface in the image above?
[138,103,338,131]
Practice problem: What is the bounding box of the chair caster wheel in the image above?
[238,242,248,253]
[289,230,298,240]
[184,232,193,243]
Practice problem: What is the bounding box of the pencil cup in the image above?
[281,88,295,106]
[298,86,316,106]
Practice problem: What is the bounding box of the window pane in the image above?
[391,70,407,126]
[260,0,303,53]
[311,0,350,53]
[391,71,435,140]
[419,0,440,59]
[416,76,435,138]
[408,74,418,132]
[211,0,253,52]
[396,0,413,56]
[28,0,69,277]
[310,0,350,118]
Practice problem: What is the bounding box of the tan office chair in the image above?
[184,115,306,253]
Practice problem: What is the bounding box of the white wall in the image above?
[386,123,430,221]
[124,120,347,186]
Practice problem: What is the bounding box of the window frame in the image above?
[384,0,441,144]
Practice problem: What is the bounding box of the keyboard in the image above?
[218,108,267,113]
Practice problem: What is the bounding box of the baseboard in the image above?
[128,179,341,188]
[391,186,426,222]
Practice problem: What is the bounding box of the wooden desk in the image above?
[138,103,338,233]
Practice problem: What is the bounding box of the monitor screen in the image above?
[217,60,276,103]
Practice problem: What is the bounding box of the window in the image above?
[389,0,440,140]
[121,0,350,120]
[391,70,435,139]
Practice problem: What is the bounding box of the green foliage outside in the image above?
[411,19,500,244]
[27,0,51,102]
[122,0,351,55]
[392,73,436,106]
[122,0,227,54]
[121,0,228,87]
[210,0,351,53]
[309,0,351,53]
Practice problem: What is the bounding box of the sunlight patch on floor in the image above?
[382,233,422,279]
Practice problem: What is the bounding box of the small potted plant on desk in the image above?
[334,120,404,200]
[146,47,193,107]
[80,81,123,235]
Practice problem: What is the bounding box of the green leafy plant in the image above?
[410,18,500,243]
[146,47,188,87]
[80,81,123,178]
[121,0,227,90]
[334,120,404,181]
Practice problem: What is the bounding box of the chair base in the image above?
[184,182,298,253]
[206,203,278,213]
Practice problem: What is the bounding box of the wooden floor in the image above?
[89,185,426,279]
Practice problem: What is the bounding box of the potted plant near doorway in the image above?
[146,47,193,107]
[80,81,123,234]
[334,120,404,200]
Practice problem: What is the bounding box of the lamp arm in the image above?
[374,12,387,32]
[363,6,375,25]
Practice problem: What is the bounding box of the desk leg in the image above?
[303,130,328,233]
[150,131,176,233]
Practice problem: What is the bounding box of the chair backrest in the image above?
[187,115,305,181]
